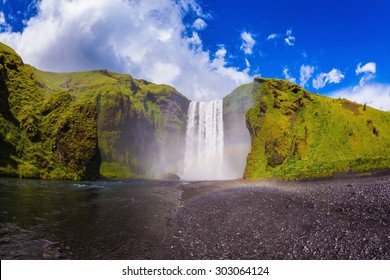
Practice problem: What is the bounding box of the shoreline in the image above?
[1,173,389,259]
[2,168,390,183]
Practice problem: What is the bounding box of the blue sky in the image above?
[0,0,389,109]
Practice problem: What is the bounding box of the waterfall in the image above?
[182,100,224,180]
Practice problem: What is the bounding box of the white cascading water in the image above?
[182,100,224,180]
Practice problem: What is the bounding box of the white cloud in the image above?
[210,46,252,84]
[245,58,250,69]
[284,29,295,46]
[283,67,296,84]
[356,62,376,75]
[240,31,255,55]
[312,68,345,89]
[149,62,181,85]
[299,65,314,87]
[267,30,296,46]
[329,83,390,111]
[267,33,281,40]
[215,46,227,58]
[0,0,252,101]
[193,18,207,30]
[0,11,11,32]
[185,31,202,50]
[180,0,204,17]
[354,62,376,91]
[0,12,5,24]
[354,74,375,91]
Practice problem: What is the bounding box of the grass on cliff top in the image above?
[0,42,20,56]
[34,68,183,99]
[244,77,390,180]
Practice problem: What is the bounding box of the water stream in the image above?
[0,178,181,259]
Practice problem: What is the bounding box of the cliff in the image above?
[243,78,390,179]
[0,42,189,179]
[2,41,389,181]
[0,43,100,180]
[33,69,189,179]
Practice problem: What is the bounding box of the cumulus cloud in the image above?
[210,46,251,83]
[284,29,295,46]
[354,62,376,91]
[299,65,314,87]
[0,0,252,101]
[356,62,376,75]
[329,83,390,111]
[240,31,255,55]
[283,67,296,84]
[193,18,207,30]
[312,68,345,89]
[185,31,202,50]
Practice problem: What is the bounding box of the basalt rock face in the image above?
[0,43,100,180]
[243,77,390,179]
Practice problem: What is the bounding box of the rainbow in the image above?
[180,182,289,208]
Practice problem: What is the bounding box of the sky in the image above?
[0,0,389,110]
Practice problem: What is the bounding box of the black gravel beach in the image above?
[0,172,389,260]
[173,172,390,260]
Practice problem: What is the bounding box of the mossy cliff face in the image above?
[244,78,390,179]
[0,43,188,180]
[33,66,189,179]
[0,43,100,180]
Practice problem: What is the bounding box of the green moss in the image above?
[0,43,101,180]
[244,78,390,179]
[100,162,137,179]
[0,42,192,180]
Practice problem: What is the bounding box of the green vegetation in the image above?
[0,43,100,180]
[243,77,390,179]
[2,41,389,181]
[0,43,189,179]
[34,66,189,178]
[100,162,137,179]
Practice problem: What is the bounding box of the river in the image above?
[1,174,389,259]
[0,178,182,259]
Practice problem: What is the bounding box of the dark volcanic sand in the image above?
[172,175,390,259]
[109,172,390,260]
[1,172,389,259]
